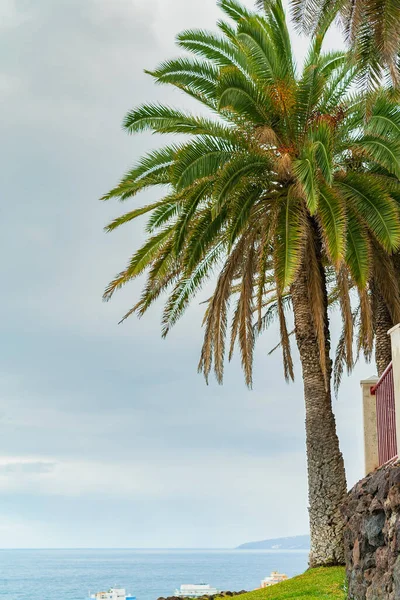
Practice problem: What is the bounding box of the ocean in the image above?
[0,549,309,600]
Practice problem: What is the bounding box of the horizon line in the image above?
[0,546,310,551]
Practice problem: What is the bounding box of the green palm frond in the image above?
[146,198,182,233]
[295,40,327,131]
[177,29,249,74]
[105,198,173,232]
[337,172,400,252]
[236,16,279,84]
[218,0,251,21]
[172,137,238,190]
[173,179,213,254]
[293,151,319,213]
[318,62,357,112]
[101,146,177,201]
[213,153,270,215]
[263,0,295,80]
[367,94,400,138]
[217,66,272,123]
[147,58,219,108]
[309,121,334,184]
[345,210,371,288]
[184,207,228,271]
[123,104,238,139]
[171,136,237,190]
[161,242,224,337]
[226,185,263,245]
[103,227,174,301]
[318,182,346,264]
[319,51,347,77]
[353,135,400,178]
[274,189,306,290]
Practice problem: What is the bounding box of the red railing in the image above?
[371,362,398,466]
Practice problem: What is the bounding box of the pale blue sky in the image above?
[0,0,369,548]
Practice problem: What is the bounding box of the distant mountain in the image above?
[236,535,310,550]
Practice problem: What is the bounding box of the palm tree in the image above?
[371,251,400,376]
[289,0,400,90]
[102,0,400,566]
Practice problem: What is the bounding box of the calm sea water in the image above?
[0,549,309,600]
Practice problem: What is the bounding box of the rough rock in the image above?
[342,459,400,599]
[157,592,247,600]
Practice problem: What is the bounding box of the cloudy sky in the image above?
[0,0,372,548]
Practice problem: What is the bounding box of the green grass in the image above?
[235,567,346,600]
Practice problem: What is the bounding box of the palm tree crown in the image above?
[103,0,400,387]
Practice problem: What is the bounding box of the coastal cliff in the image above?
[342,460,400,599]
[236,536,310,550]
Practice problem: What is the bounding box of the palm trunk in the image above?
[372,284,393,377]
[291,237,347,567]
[372,252,400,375]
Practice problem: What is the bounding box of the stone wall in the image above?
[342,459,400,599]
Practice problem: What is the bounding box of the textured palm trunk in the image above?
[290,241,347,567]
[372,252,400,376]
[372,284,393,377]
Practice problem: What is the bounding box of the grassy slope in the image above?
[235,567,346,600]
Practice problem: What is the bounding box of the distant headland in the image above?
[236,535,310,550]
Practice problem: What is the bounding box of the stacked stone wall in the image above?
[342,460,400,599]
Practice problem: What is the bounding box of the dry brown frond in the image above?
[358,286,374,359]
[255,125,279,147]
[256,205,279,329]
[277,291,294,382]
[292,179,307,201]
[268,81,296,116]
[369,0,399,81]
[308,106,346,130]
[198,300,214,383]
[389,63,400,88]
[336,265,353,371]
[213,291,228,384]
[103,270,130,302]
[276,153,293,180]
[267,329,295,356]
[228,297,241,362]
[345,0,365,43]
[119,261,179,323]
[256,294,280,310]
[118,305,139,325]
[198,235,248,384]
[237,243,256,387]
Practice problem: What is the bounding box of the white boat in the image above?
[260,572,288,588]
[88,588,136,600]
[175,584,220,597]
